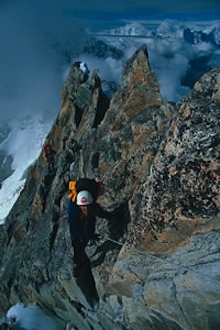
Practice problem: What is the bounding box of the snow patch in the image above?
[0,114,52,223]
[6,303,63,330]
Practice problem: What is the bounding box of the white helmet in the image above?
[76,190,93,205]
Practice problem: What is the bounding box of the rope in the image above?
[104,237,220,285]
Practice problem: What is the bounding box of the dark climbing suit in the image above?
[67,200,112,267]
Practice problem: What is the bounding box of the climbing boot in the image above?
[73,264,80,280]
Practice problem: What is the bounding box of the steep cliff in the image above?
[0,45,220,330]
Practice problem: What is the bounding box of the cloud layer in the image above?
[0,0,219,123]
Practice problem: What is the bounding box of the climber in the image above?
[73,61,81,69]
[43,143,57,173]
[80,62,90,81]
[66,179,112,280]
[73,61,90,82]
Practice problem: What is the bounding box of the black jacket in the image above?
[66,200,112,245]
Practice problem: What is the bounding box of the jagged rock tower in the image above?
[0,45,220,330]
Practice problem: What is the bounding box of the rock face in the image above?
[0,45,220,330]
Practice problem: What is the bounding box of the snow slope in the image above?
[0,115,52,223]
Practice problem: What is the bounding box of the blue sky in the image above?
[43,0,220,30]
[36,0,220,15]
[0,1,219,37]
[4,0,219,31]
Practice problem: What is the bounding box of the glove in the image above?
[87,234,101,246]
[87,239,95,246]
[92,233,101,242]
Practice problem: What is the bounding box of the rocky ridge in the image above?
[0,45,220,330]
